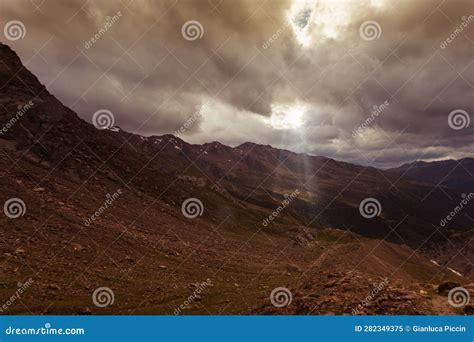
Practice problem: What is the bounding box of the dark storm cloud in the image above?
[1,0,473,167]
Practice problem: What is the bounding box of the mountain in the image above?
[389,158,474,192]
[0,43,472,315]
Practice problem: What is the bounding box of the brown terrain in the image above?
[0,42,473,315]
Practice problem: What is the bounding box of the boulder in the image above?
[437,282,461,296]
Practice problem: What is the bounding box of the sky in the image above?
[1,0,473,168]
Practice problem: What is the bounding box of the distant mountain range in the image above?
[0,42,472,315]
[389,158,474,192]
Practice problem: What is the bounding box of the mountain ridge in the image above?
[389,158,474,192]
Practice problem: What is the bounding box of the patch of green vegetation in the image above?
[315,231,342,243]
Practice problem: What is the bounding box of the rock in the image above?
[327,272,344,279]
[71,243,83,251]
[437,282,461,296]
[233,283,240,287]
[463,305,474,314]
[287,264,302,273]
[80,307,92,315]
[124,256,134,263]
[294,234,312,247]
[304,231,316,241]
[159,265,167,269]
[14,248,26,255]
[34,187,45,192]
[323,281,337,289]
[194,294,202,301]
[398,292,418,300]
[47,284,61,291]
